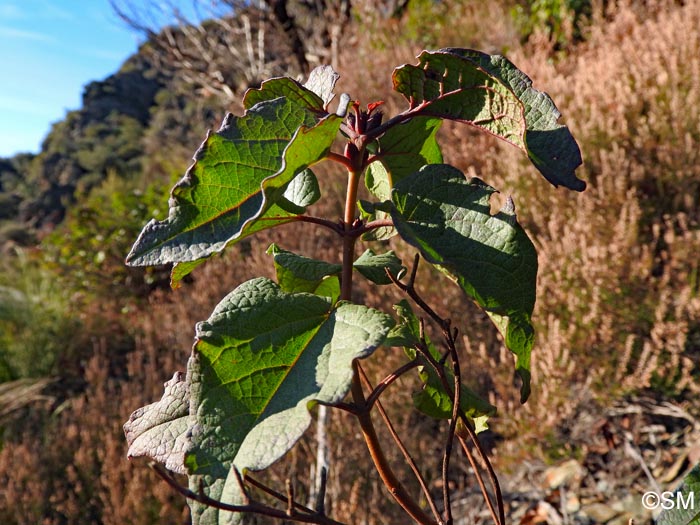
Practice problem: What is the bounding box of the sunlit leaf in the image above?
[124,277,393,524]
[124,372,193,474]
[393,48,584,191]
[126,97,341,285]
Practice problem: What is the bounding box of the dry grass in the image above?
[454,0,700,460]
[2,0,700,522]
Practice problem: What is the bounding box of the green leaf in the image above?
[361,164,397,241]
[390,164,537,402]
[243,76,324,112]
[125,97,340,276]
[393,48,585,191]
[185,278,393,505]
[353,249,405,285]
[168,169,321,289]
[373,116,443,186]
[266,243,341,297]
[279,168,321,211]
[243,65,338,112]
[391,300,496,427]
[268,244,403,291]
[124,278,393,524]
[657,464,700,525]
[365,160,392,201]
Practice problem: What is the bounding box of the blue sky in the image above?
[0,0,207,158]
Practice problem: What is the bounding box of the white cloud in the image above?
[0,25,56,43]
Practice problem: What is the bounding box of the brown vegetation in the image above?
[2,1,700,523]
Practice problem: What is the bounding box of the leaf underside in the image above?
[393,48,585,191]
[390,164,537,401]
[125,277,394,524]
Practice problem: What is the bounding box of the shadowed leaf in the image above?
[390,164,537,401]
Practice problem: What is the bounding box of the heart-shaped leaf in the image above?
[393,48,584,191]
[125,277,394,524]
[125,96,341,284]
[390,164,537,401]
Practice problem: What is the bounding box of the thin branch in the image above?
[233,467,251,504]
[149,463,347,525]
[356,364,444,525]
[356,219,395,237]
[416,340,504,525]
[290,215,345,234]
[326,151,355,171]
[244,473,309,511]
[364,358,420,409]
[441,324,461,525]
[456,432,503,525]
[315,466,328,514]
[316,399,358,414]
[149,461,350,525]
[351,362,438,525]
[362,102,428,141]
[286,479,295,516]
[385,254,446,331]
[386,254,506,525]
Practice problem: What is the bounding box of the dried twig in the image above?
[149,462,346,525]
[386,253,506,525]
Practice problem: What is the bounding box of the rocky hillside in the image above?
[0,52,175,240]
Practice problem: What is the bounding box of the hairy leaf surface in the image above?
[125,96,341,281]
[185,278,393,520]
[390,164,537,401]
[393,48,584,191]
[124,277,393,524]
[124,372,193,474]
